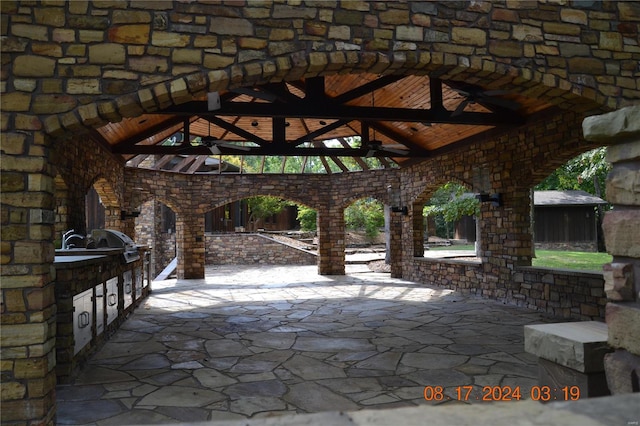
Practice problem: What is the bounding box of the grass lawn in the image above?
[532,249,611,271]
[430,244,611,271]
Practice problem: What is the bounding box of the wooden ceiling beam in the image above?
[292,119,350,146]
[159,101,523,126]
[201,115,269,146]
[117,145,426,157]
[338,138,370,170]
[126,154,150,167]
[186,155,208,173]
[332,74,405,104]
[153,154,179,170]
[115,115,188,150]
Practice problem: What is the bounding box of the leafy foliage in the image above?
[535,148,609,197]
[216,137,392,174]
[246,196,290,229]
[345,198,385,239]
[423,182,479,238]
[297,205,317,231]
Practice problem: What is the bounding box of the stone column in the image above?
[389,205,404,278]
[1,130,57,424]
[583,105,640,395]
[411,201,424,258]
[317,205,345,275]
[176,212,205,279]
[104,207,124,230]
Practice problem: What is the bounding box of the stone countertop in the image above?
[55,248,123,256]
[54,254,108,268]
[524,321,610,373]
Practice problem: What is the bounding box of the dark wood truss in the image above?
[111,76,525,160]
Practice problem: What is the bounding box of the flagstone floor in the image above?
[57,264,556,425]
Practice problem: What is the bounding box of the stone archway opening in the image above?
[3,2,639,423]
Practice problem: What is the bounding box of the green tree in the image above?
[535,147,609,197]
[345,198,385,240]
[297,205,317,231]
[246,196,289,230]
[423,182,479,239]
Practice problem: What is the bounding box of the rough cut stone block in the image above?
[604,349,640,394]
[603,210,640,258]
[606,139,640,164]
[606,302,640,355]
[582,105,640,143]
[606,165,640,206]
[538,358,610,398]
[602,262,635,301]
[524,321,611,372]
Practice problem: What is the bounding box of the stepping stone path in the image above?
[57,264,554,424]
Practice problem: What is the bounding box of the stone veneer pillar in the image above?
[1,130,57,424]
[583,105,640,395]
[176,212,205,279]
[317,205,345,275]
[390,207,404,279]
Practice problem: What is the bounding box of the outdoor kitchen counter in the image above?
[54,246,151,383]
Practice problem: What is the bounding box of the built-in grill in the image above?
[91,229,141,263]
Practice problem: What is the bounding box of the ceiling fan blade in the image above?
[209,145,221,155]
[380,147,409,155]
[478,96,521,111]
[200,136,220,145]
[218,142,252,151]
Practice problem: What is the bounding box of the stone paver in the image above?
[57,264,555,425]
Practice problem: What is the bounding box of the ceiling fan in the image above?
[361,119,409,158]
[365,140,409,158]
[451,85,521,116]
[197,136,252,155]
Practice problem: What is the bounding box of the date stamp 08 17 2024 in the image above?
[423,385,581,402]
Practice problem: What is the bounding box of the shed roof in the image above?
[534,190,608,206]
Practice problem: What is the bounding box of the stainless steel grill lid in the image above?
[91,229,140,263]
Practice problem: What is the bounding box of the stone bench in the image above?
[524,321,612,399]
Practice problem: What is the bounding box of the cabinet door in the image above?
[95,283,105,336]
[135,268,143,300]
[123,270,133,309]
[73,289,93,355]
[106,277,118,325]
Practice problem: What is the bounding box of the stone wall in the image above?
[583,106,640,396]
[402,108,603,298]
[52,132,125,241]
[413,258,606,321]
[134,200,176,279]
[205,233,317,265]
[2,1,640,424]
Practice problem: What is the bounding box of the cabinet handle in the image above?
[108,294,117,306]
[78,311,90,328]
[125,283,131,294]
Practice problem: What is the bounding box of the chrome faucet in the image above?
[61,229,75,250]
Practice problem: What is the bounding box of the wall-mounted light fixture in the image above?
[120,210,140,220]
[475,193,503,207]
[387,185,409,215]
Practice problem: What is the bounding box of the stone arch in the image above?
[90,176,119,208]
[54,174,71,245]
[44,48,619,141]
[407,173,472,258]
[206,193,316,216]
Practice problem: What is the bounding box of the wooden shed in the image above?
[533,190,608,252]
[455,190,607,251]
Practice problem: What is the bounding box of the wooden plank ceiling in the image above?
[95,74,553,174]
